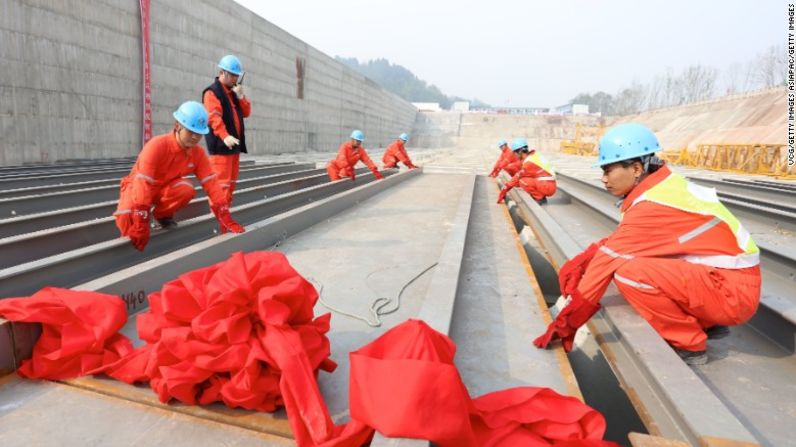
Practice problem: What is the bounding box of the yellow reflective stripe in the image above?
[614,273,654,289]
[631,173,758,256]
[525,152,556,177]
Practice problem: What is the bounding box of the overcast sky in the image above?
[235,0,784,107]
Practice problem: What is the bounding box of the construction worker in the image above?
[488,139,519,177]
[202,54,251,206]
[326,130,385,181]
[533,123,761,365]
[382,133,418,169]
[496,138,556,205]
[114,101,245,251]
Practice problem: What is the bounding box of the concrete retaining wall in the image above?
[0,0,416,166]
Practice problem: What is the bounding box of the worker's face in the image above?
[351,139,362,149]
[515,148,529,160]
[500,144,509,151]
[601,161,643,197]
[175,125,203,148]
[219,70,239,87]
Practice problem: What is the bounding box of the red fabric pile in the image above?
[0,288,133,380]
[0,251,619,447]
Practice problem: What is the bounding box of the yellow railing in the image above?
[660,144,795,178]
[560,123,604,156]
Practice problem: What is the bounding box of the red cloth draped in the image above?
[0,288,132,380]
[0,251,618,447]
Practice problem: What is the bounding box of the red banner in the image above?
[139,0,152,144]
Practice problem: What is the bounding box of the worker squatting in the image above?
[112,53,759,367]
[113,55,417,252]
[489,124,760,365]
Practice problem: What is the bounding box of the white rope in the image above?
[310,262,438,327]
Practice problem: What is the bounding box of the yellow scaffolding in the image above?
[560,123,604,156]
[661,144,795,179]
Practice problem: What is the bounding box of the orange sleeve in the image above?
[335,143,351,167]
[505,169,522,189]
[396,144,410,164]
[131,137,164,207]
[359,149,378,171]
[192,148,228,205]
[239,97,251,118]
[577,202,698,303]
[491,155,504,173]
[203,90,229,140]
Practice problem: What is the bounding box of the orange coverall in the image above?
[382,140,415,168]
[503,157,557,202]
[326,141,379,180]
[203,86,251,204]
[114,132,228,235]
[489,147,518,177]
[577,166,761,351]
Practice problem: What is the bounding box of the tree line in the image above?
[336,57,490,109]
[570,44,786,116]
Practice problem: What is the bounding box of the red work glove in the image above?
[406,162,417,169]
[128,205,151,251]
[372,169,384,180]
[496,186,511,203]
[533,290,600,352]
[350,170,357,182]
[211,203,245,233]
[558,240,604,296]
[489,168,499,178]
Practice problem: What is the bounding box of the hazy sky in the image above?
[235,0,784,107]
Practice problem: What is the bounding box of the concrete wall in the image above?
[0,0,416,166]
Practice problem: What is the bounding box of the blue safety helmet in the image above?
[595,123,660,167]
[399,133,410,142]
[218,54,243,76]
[497,139,508,148]
[510,137,529,152]
[350,130,365,141]
[173,101,209,135]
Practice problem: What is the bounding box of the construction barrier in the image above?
[660,144,795,179]
[560,123,604,156]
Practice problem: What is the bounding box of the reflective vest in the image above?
[524,152,556,180]
[625,173,759,269]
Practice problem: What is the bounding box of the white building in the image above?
[411,102,442,112]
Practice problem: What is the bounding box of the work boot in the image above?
[156,217,178,230]
[536,197,548,205]
[706,325,730,340]
[674,348,708,365]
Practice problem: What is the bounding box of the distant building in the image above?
[451,101,470,112]
[551,103,590,115]
[412,102,442,112]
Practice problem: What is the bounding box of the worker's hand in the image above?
[496,186,511,203]
[223,135,240,149]
[558,240,603,296]
[372,170,384,180]
[533,290,600,352]
[489,169,499,178]
[231,84,245,99]
[128,206,151,251]
[406,162,417,169]
[212,203,245,233]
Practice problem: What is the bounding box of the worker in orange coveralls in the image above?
[533,123,761,365]
[326,130,384,181]
[202,54,251,206]
[114,101,245,251]
[382,133,418,169]
[488,139,519,177]
[496,138,557,205]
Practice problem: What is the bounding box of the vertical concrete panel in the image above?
[0,0,416,166]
